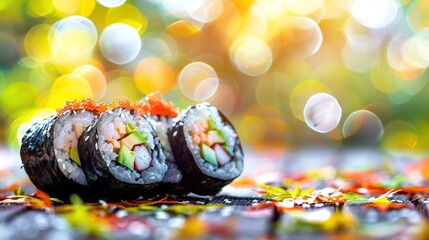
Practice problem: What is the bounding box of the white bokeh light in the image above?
[97,0,126,8]
[304,93,342,133]
[51,16,98,56]
[350,0,398,29]
[178,62,219,101]
[99,23,141,65]
[230,35,273,77]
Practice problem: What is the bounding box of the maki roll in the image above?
[168,103,244,195]
[140,92,182,194]
[79,99,167,200]
[20,99,106,200]
[148,115,182,190]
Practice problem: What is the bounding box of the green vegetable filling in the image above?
[70,147,81,166]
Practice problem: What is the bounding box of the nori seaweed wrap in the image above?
[79,105,167,200]
[20,105,102,200]
[148,115,182,195]
[168,103,244,195]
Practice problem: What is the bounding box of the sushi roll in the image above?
[168,103,244,195]
[139,92,182,194]
[148,115,182,190]
[20,99,106,200]
[79,99,167,200]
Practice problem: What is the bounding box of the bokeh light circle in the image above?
[97,0,126,8]
[285,17,323,58]
[48,74,93,108]
[230,35,272,77]
[73,65,107,101]
[105,3,147,35]
[25,24,57,62]
[162,0,197,18]
[178,62,219,101]
[290,80,331,121]
[27,0,54,17]
[1,82,38,116]
[51,16,98,56]
[99,23,142,65]
[103,77,139,103]
[284,0,324,15]
[134,57,176,95]
[188,0,223,23]
[401,33,429,69]
[303,93,342,133]
[350,0,398,29]
[342,110,384,145]
[53,0,96,17]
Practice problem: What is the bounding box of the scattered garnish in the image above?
[177,216,207,239]
[258,184,314,201]
[58,194,109,238]
[14,186,25,195]
[343,192,369,202]
[165,204,223,215]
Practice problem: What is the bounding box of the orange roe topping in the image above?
[56,98,108,115]
[108,97,138,111]
[137,91,178,117]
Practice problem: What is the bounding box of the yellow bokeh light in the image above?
[73,65,107,101]
[134,57,176,95]
[382,120,418,151]
[8,109,55,149]
[24,24,57,62]
[167,20,201,37]
[240,115,266,144]
[284,0,324,15]
[230,35,272,76]
[1,82,39,117]
[53,0,96,17]
[102,77,139,103]
[26,0,54,17]
[105,3,147,35]
[48,74,93,108]
[50,16,98,57]
[178,62,219,101]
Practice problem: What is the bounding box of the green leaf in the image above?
[14,186,25,196]
[166,204,222,215]
[291,187,301,197]
[382,175,404,188]
[300,188,314,196]
[373,196,390,203]
[50,198,64,204]
[259,184,289,195]
[343,192,369,202]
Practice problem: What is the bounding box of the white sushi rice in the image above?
[182,104,244,179]
[53,110,96,185]
[97,108,167,184]
[148,115,182,183]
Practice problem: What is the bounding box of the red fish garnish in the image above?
[108,97,138,111]
[57,98,107,115]
[137,91,178,117]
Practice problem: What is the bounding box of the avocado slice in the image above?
[208,130,226,144]
[126,122,136,133]
[201,143,218,167]
[70,147,81,166]
[117,144,135,170]
[208,118,216,130]
[121,131,146,150]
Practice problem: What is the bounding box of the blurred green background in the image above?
[1,0,429,154]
